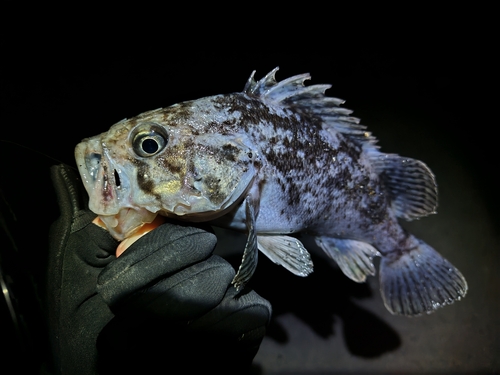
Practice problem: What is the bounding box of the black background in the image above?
[1,3,498,374]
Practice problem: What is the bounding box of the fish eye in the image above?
[131,124,169,157]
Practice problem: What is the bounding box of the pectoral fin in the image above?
[257,235,313,277]
[232,196,259,291]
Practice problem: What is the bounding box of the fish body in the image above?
[75,67,467,316]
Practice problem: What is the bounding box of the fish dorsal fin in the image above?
[243,67,377,147]
[371,153,438,220]
[243,68,437,221]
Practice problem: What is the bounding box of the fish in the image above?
[75,67,467,316]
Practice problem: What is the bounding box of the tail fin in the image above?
[379,240,467,316]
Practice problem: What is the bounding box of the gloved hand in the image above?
[46,164,271,375]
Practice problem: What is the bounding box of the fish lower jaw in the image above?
[98,207,158,241]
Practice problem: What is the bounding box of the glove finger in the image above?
[97,221,217,307]
[111,254,235,317]
[189,286,272,335]
[187,286,272,368]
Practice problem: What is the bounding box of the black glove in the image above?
[46,164,271,375]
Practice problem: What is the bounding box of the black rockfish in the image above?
[75,67,467,316]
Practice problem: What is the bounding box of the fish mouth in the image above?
[75,137,122,215]
[75,137,157,240]
[98,207,157,241]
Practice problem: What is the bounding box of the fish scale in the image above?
[75,67,467,316]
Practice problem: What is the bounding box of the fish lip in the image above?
[76,138,160,240]
[75,140,95,192]
[75,137,123,216]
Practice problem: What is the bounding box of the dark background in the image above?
[1,3,498,374]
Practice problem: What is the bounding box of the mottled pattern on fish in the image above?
[214,94,386,232]
[75,67,467,316]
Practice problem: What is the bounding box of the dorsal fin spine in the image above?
[243,67,372,149]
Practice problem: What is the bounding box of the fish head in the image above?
[75,103,257,240]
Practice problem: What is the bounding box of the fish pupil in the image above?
[142,138,159,154]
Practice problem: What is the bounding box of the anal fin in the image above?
[315,237,381,282]
[257,235,314,277]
